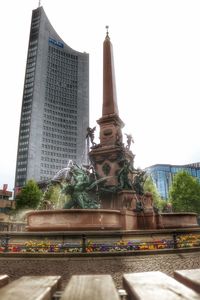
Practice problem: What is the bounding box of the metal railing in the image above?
[0,232,200,253]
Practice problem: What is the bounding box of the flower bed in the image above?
[0,233,200,253]
[177,234,200,248]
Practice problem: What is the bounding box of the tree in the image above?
[143,176,166,211]
[169,171,200,214]
[16,180,42,210]
[40,183,67,209]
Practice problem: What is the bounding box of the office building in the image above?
[15,6,89,189]
[145,163,200,199]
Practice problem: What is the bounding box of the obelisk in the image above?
[89,27,135,209]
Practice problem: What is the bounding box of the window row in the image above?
[43,120,77,130]
[22,111,31,117]
[29,40,38,46]
[21,122,30,128]
[41,144,76,153]
[43,126,76,136]
[46,83,78,92]
[41,169,60,175]
[44,102,77,114]
[18,147,28,152]
[43,114,77,125]
[41,150,76,159]
[17,167,27,172]
[46,94,77,103]
[44,108,77,120]
[41,163,65,170]
[41,156,68,164]
[24,87,33,94]
[42,137,76,148]
[17,161,27,166]
[47,99,77,109]
[48,60,78,70]
[16,175,26,180]
[20,128,30,134]
[42,131,76,142]
[48,46,78,59]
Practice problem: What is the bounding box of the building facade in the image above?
[0,188,15,214]
[145,163,200,200]
[15,6,89,189]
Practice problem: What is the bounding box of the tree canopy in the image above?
[143,175,166,211]
[15,180,42,210]
[169,171,200,214]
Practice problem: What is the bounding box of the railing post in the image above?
[81,234,86,253]
[173,232,178,249]
[1,234,10,252]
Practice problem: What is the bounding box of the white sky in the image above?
[0,0,200,191]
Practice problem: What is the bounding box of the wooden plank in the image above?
[174,269,200,294]
[0,275,9,288]
[0,275,61,300]
[61,275,120,300]
[123,271,200,300]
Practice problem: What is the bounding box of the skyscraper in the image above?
[15,6,89,189]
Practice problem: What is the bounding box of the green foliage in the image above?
[16,180,42,210]
[143,176,166,211]
[42,184,67,209]
[169,171,200,214]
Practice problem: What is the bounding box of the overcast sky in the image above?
[0,0,200,191]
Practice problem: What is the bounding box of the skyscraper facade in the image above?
[15,6,89,189]
[145,163,200,199]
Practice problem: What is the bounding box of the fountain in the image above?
[26,29,198,232]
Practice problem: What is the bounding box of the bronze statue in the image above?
[61,164,104,209]
[125,133,134,150]
[117,160,135,190]
[132,169,147,196]
[86,126,96,146]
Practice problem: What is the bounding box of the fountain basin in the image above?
[26,210,198,231]
[26,209,137,231]
[158,212,198,229]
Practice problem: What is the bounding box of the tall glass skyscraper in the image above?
[15,6,89,189]
[145,163,200,199]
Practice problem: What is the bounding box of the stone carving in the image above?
[141,192,153,210]
[102,163,111,175]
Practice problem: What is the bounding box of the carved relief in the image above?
[102,163,111,175]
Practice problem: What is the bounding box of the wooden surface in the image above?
[0,275,9,288]
[123,271,200,300]
[0,276,61,300]
[174,269,200,293]
[60,275,120,300]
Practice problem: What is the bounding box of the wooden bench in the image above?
[123,271,200,300]
[0,270,199,299]
[174,268,200,294]
[0,275,9,288]
[0,275,61,300]
[60,275,120,300]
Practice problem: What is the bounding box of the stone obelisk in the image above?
[89,28,135,209]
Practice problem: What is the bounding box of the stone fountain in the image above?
[26,29,198,232]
